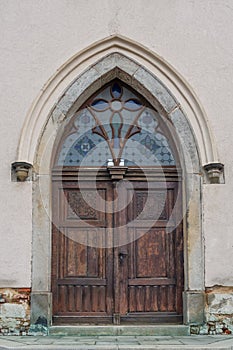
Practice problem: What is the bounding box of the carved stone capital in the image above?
[12,161,33,181]
[107,166,128,180]
[203,162,224,184]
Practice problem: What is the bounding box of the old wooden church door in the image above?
[51,81,183,324]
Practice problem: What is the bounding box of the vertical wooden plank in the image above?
[76,242,87,276]
[129,286,136,312]
[67,238,76,276]
[145,286,151,311]
[168,231,175,278]
[58,231,65,279]
[119,277,128,315]
[91,286,98,312]
[151,286,158,311]
[106,246,113,315]
[168,285,175,312]
[99,286,106,312]
[75,286,83,312]
[87,246,98,277]
[128,228,134,279]
[59,286,67,313]
[83,285,91,312]
[99,247,104,277]
[68,286,75,312]
[136,286,145,312]
[159,286,168,312]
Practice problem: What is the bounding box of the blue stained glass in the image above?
[92,125,106,139]
[127,125,141,138]
[142,113,153,125]
[74,135,95,156]
[141,134,160,153]
[124,130,175,165]
[91,99,108,110]
[124,99,142,110]
[80,114,91,124]
[57,81,176,167]
[121,123,130,138]
[113,138,120,149]
[111,113,122,140]
[111,82,122,98]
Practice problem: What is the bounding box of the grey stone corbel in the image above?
[12,161,33,181]
[203,162,224,184]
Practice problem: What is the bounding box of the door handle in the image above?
[119,252,128,264]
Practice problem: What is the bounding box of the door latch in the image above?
[119,252,128,265]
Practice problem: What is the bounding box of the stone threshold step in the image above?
[49,325,190,336]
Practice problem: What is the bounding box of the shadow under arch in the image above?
[27,38,208,329]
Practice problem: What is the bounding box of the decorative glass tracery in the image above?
[56,81,176,167]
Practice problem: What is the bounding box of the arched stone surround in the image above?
[18,36,220,328]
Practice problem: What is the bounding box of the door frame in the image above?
[29,51,205,329]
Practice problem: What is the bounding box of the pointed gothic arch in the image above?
[18,36,218,329]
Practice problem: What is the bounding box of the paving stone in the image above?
[0,335,233,349]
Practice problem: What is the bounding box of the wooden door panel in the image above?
[52,176,183,324]
[126,228,177,314]
[128,285,177,313]
[52,181,113,323]
[63,229,104,278]
[135,229,167,278]
[56,284,107,314]
[117,180,183,323]
[61,188,107,227]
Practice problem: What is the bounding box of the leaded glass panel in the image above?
[56,81,176,167]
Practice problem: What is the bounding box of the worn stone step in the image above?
[49,325,190,336]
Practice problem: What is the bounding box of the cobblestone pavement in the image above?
[0,335,233,350]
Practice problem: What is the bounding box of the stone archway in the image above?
[29,51,206,329]
[50,79,185,325]
[13,36,223,330]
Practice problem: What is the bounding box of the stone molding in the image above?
[11,161,33,182]
[203,162,224,184]
[16,35,218,167]
[29,37,210,327]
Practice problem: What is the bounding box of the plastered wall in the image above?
[0,0,233,290]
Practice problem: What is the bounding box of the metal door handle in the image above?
[119,252,128,264]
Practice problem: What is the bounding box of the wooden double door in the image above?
[52,170,183,324]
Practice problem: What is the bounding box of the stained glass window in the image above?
[56,81,176,167]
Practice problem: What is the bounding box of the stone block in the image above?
[115,54,139,76]
[169,107,199,174]
[207,293,233,315]
[183,291,205,324]
[49,325,190,336]
[0,304,26,318]
[30,292,52,327]
[52,67,101,120]
[133,67,178,113]
[93,53,118,75]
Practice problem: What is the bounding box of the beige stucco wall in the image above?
[0,0,233,288]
